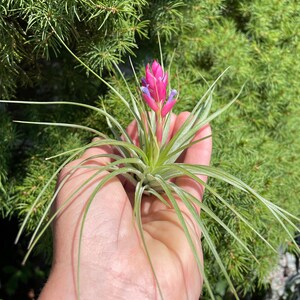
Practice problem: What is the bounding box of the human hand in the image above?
[39,112,212,300]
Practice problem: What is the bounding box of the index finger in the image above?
[174,112,212,200]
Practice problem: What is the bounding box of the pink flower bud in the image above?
[161,89,177,117]
[143,61,168,103]
[141,61,177,117]
[156,80,167,102]
[152,60,163,78]
[141,87,159,112]
[145,66,156,89]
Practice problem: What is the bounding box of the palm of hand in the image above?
[40,113,212,300]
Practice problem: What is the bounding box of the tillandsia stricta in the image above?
[141,60,177,144]
[1,34,300,300]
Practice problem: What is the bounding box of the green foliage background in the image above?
[0,0,299,298]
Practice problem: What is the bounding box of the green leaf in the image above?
[156,177,215,300]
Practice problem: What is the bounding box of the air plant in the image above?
[1,34,299,300]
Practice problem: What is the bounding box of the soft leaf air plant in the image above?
[1,46,300,299]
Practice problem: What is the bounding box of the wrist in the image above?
[39,262,153,300]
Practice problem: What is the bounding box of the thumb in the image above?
[52,140,136,266]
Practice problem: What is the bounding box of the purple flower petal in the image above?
[141,77,147,87]
[167,89,177,102]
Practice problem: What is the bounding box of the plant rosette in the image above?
[1,53,299,300]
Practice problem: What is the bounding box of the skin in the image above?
[39,112,212,300]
